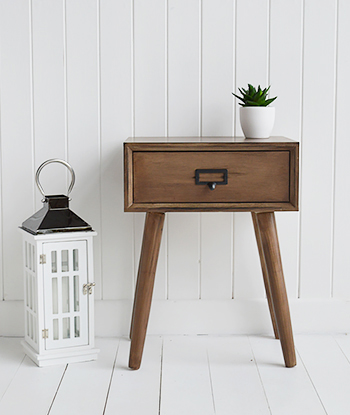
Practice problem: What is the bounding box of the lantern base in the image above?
[22,340,99,367]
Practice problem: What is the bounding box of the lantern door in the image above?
[42,241,89,350]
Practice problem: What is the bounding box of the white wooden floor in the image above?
[1,334,350,415]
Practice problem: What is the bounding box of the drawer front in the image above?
[132,151,290,205]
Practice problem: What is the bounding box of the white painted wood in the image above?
[99,0,134,300]
[2,335,350,414]
[332,0,350,300]
[249,335,326,415]
[0,355,66,415]
[65,0,102,299]
[168,213,200,299]
[160,336,215,415]
[134,0,166,137]
[200,213,233,299]
[201,0,234,136]
[269,0,303,299]
[0,0,33,301]
[234,213,265,299]
[295,334,350,414]
[207,336,270,415]
[234,0,269,137]
[2,0,350,335]
[43,241,88,349]
[167,0,201,300]
[200,0,234,300]
[49,337,119,415]
[0,338,25,402]
[233,0,269,300]
[298,0,337,298]
[334,334,350,362]
[31,0,67,206]
[104,336,162,415]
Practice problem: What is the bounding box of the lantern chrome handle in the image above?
[35,159,76,197]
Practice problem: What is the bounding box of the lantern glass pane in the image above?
[74,276,80,312]
[26,273,30,307]
[33,276,37,313]
[73,249,79,271]
[32,245,35,273]
[29,273,33,310]
[62,317,70,339]
[25,242,28,268]
[61,250,69,272]
[51,251,57,273]
[28,244,32,271]
[52,278,58,314]
[62,277,70,313]
[53,319,59,340]
[33,317,37,343]
[74,316,80,338]
[30,314,33,339]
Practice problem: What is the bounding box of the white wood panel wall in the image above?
[0,0,349,334]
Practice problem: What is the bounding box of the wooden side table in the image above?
[124,137,299,370]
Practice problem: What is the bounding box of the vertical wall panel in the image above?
[32,0,67,207]
[65,0,101,298]
[100,0,133,299]
[299,0,337,298]
[0,0,33,300]
[270,0,303,298]
[333,0,350,299]
[167,0,201,299]
[133,0,167,300]
[233,0,269,299]
[201,0,234,299]
[167,0,200,137]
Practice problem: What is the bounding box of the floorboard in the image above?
[0,355,66,415]
[104,336,162,415]
[250,335,326,415]
[295,334,350,415]
[160,336,215,415]
[48,338,119,415]
[207,335,271,415]
[1,335,350,414]
[0,337,25,402]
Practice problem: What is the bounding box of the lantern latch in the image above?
[40,254,46,264]
[42,329,49,339]
[83,282,96,295]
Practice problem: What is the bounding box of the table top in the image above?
[125,136,297,144]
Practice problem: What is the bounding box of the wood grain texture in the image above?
[255,212,296,367]
[124,139,299,212]
[252,212,279,339]
[129,212,165,369]
[133,151,290,203]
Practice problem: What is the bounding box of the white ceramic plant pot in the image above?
[239,106,275,139]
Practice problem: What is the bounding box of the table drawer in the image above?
[124,141,298,212]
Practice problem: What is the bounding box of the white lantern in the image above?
[19,159,99,367]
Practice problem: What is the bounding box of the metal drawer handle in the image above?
[195,169,228,191]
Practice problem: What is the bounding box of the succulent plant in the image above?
[232,84,277,107]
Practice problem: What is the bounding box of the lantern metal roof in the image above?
[21,194,92,235]
[20,159,93,235]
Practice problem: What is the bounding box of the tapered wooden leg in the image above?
[255,212,296,368]
[129,212,165,370]
[252,212,279,339]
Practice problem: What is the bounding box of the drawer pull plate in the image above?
[195,169,228,190]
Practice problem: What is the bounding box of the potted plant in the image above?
[232,84,277,139]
